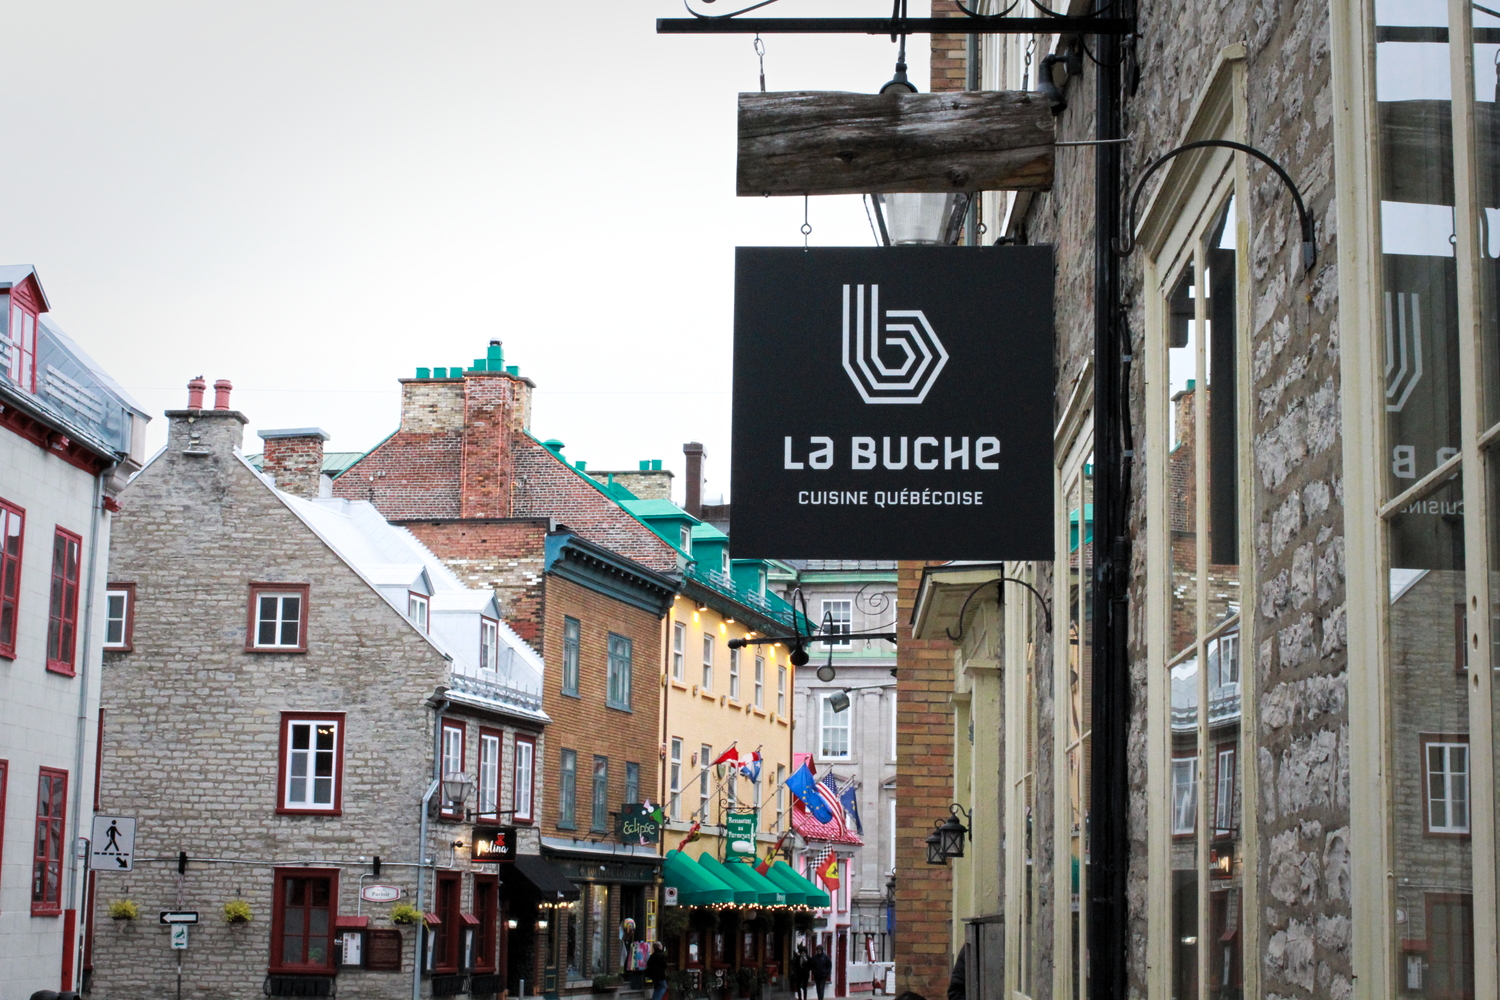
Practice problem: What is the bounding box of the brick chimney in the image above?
[166,376,245,458]
[258,428,331,498]
[683,442,706,518]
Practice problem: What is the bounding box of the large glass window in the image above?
[562,617,581,697]
[273,871,335,971]
[1159,194,1242,1000]
[822,600,852,645]
[820,694,851,758]
[607,633,632,710]
[559,749,577,829]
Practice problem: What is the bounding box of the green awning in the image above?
[701,854,787,906]
[664,850,734,906]
[753,862,805,906]
[768,860,830,908]
[695,854,757,905]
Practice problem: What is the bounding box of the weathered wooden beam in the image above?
[737,90,1055,197]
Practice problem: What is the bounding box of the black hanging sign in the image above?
[730,246,1054,560]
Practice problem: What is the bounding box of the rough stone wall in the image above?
[401,519,552,650]
[92,409,523,999]
[1112,0,1346,996]
[893,561,955,998]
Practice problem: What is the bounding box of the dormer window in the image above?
[408,592,429,631]
[680,526,691,551]
[721,550,730,576]
[480,617,499,670]
[6,299,37,393]
[758,569,767,596]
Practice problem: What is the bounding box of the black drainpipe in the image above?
[1089,2,1131,999]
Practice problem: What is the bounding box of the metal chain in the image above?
[1022,37,1036,91]
[755,34,766,92]
[802,195,812,248]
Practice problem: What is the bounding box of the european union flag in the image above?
[838,783,863,835]
[785,763,834,823]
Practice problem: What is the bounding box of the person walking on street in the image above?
[792,944,810,1000]
[810,945,832,1000]
[646,942,669,1000]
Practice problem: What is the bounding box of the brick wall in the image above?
[929,1,967,94]
[402,519,552,650]
[893,560,955,997]
[260,431,328,499]
[538,574,663,841]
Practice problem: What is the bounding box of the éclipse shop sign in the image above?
[731,246,1054,560]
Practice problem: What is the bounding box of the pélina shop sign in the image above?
[731,246,1055,560]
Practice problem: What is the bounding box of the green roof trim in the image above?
[663,850,734,906]
[767,860,830,907]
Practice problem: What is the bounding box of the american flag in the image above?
[814,773,849,838]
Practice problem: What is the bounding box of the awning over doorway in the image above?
[766,860,830,908]
[700,854,787,906]
[503,853,581,902]
[663,850,735,906]
[754,864,806,906]
[694,853,757,905]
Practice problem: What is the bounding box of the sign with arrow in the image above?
[89,816,136,871]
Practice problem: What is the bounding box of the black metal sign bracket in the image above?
[658,17,1134,34]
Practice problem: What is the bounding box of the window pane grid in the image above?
[0,503,23,655]
[563,617,581,696]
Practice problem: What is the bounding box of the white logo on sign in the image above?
[841,283,949,404]
[1385,290,1423,412]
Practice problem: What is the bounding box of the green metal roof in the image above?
[244,451,367,476]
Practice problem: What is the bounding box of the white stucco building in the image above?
[0,265,148,997]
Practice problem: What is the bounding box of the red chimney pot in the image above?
[213,379,233,411]
[186,376,207,409]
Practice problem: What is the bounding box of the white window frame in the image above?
[1424,738,1470,835]
[699,743,712,821]
[822,600,853,646]
[103,586,132,650]
[754,655,765,708]
[775,765,786,828]
[820,694,851,759]
[408,592,429,631]
[480,617,499,671]
[284,717,340,811]
[1213,746,1235,834]
[672,621,686,680]
[670,738,683,822]
[479,732,501,818]
[777,664,787,716]
[441,721,465,817]
[1171,756,1197,836]
[702,633,714,690]
[513,736,535,823]
[729,647,741,700]
[253,591,304,649]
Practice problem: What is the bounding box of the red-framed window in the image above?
[0,499,23,658]
[433,872,462,973]
[440,720,466,819]
[512,734,535,824]
[32,767,67,914]
[1425,892,1475,1000]
[276,713,345,815]
[46,528,82,675]
[270,868,338,972]
[104,582,136,651]
[247,583,310,652]
[7,295,39,393]
[472,874,499,973]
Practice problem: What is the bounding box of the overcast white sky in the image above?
[1,1,927,504]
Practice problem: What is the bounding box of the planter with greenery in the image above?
[222,899,253,925]
[108,899,140,921]
[659,906,690,940]
[390,903,422,925]
[592,975,623,993]
[734,966,759,998]
[667,969,699,1000]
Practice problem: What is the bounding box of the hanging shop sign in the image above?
[731,246,1055,560]
[617,803,663,845]
[472,826,517,863]
[725,810,760,865]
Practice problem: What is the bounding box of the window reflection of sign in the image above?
[472,826,516,863]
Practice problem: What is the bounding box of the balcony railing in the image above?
[0,317,141,458]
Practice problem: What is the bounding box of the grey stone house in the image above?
[89,382,564,1000]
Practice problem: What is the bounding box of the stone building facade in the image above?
[894,1,1500,999]
[90,384,552,1000]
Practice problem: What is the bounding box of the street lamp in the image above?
[442,772,473,813]
[925,824,947,866]
[936,805,971,860]
[826,689,851,714]
[868,192,973,247]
